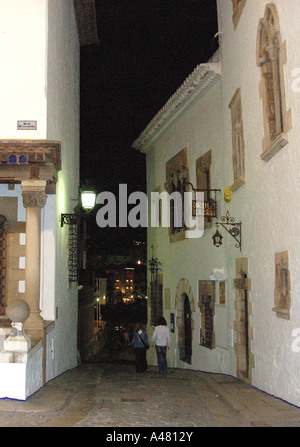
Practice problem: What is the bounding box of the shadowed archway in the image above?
[175,278,195,365]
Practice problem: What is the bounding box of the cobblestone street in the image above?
[0,350,300,430]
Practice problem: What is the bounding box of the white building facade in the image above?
[0,0,97,400]
[133,0,300,407]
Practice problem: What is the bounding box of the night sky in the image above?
[79,0,218,253]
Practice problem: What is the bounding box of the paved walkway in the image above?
[0,352,300,428]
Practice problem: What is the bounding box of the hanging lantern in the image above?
[212,226,223,248]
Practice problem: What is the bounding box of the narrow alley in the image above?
[0,349,299,429]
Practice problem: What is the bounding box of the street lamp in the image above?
[61,187,96,227]
[81,189,96,210]
[60,186,97,282]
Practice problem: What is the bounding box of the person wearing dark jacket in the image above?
[129,322,149,372]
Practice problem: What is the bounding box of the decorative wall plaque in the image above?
[273,251,291,320]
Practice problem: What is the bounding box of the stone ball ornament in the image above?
[5,299,30,323]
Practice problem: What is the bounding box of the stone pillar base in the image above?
[24,329,43,340]
[4,337,31,352]
[4,322,31,352]
[24,313,44,339]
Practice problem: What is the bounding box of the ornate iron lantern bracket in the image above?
[61,213,83,227]
[61,187,96,227]
[213,211,242,251]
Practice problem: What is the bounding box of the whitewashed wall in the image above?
[0,0,80,385]
[144,0,300,408]
[46,0,80,379]
[0,0,48,139]
[217,0,300,406]
[0,0,50,313]
[146,78,234,374]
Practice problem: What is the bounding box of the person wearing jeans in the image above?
[151,316,171,374]
[129,322,149,373]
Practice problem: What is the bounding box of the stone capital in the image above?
[22,190,47,209]
[21,180,47,209]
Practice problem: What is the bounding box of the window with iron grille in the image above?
[68,223,79,282]
[0,215,7,313]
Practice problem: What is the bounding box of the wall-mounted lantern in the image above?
[60,186,97,282]
[81,189,96,210]
[212,225,223,248]
[212,211,242,251]
[61,187,96,227]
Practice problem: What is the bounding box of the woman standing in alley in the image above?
[151,316,171,374]
[129,322,149,373]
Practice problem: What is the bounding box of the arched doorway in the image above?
[175,278,195,365]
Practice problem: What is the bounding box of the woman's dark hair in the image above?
[157,316,167,326]
[136,322,146,331]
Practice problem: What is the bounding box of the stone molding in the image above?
[229,88,245,190]
[175,278,196,312]
[234,258,254,384]
[0,140,61,171]
[21,180,47,209]
[232,0,247,30]
[132,64,221,153]
[0,140,61,193]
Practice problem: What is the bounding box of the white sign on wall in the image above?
[17,120,37,130]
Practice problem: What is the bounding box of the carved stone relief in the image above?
[257,4,292,161]
[22,191,47,209]
[165,148,189,242]
[229,88,245,192]
[273,251,291,320]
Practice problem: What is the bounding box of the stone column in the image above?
[21,180,47,338]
